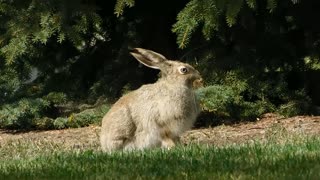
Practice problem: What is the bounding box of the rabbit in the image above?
[100,48,203,152]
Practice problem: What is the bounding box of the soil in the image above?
[1,113,320,149]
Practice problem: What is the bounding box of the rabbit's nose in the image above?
[193,78,204,89]
[198,78,204,86]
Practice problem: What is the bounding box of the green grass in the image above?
[1,135,320,179]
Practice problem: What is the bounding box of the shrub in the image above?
[278,100,311,117]
[0,92,65,129]
[0,98,50,129]
[196,85,237,116]
[0,88,111,130]
[53,104,110,129]
[196,85,275,121]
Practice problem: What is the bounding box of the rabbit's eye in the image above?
[179,67,188,74]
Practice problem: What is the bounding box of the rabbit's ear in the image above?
[130,48,167,69]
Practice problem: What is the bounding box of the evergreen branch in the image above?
[180,27,190,49]
[245,0,256,9]
[226,0,243,27]
[267,0,277,12]
[114,0,135,17]
[0,1,103,64]
[291,0,300,4]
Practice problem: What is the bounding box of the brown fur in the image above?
[100,48,202,152]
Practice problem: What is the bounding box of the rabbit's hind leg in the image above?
[133,129,162,150]
[100,135,125,152]
[160,129,179,149]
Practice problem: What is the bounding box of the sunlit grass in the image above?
[1,133,320,179]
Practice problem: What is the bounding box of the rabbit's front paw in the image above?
[161,138,176,150]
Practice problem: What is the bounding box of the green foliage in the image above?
[277,90,312,117]
[172,0,296,48]
[172,0,254,48]
[44,92,67,105]
[0,98,50,129]
[196,84,275,120]
[53,104,110,129]
[194,55,312,120]
[172,0,220,48]
[178,0,319,121]
[0,95,110,130]
[246,0,256,9]
[0,0,104,64]
[191,44,312,120]
[305,56,320,70]
[0,0,112,130]
[196,85,238,115]
[267,0,277,12]
[1,0,319,130]
[0,69,21,103]
[0,92,68,129]
[226,0,243,27]
[114,0,135,17]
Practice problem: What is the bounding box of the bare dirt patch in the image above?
[1,113,320,149]
[183,114,320,146]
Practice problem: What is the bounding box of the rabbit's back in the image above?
[132,82,200,133]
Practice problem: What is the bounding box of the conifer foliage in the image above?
[0,0,104,64]
[172,0,300,48]
[0,0,319,129]
[0,0,106,129]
